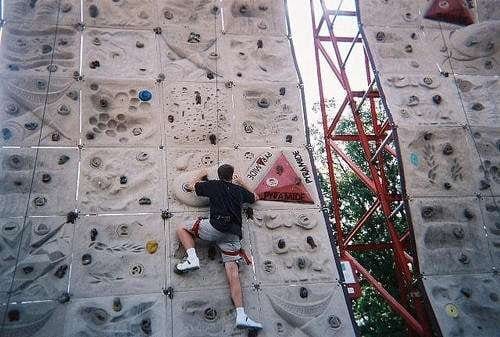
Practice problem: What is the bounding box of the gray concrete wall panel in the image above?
[409,197,492,275]
[70,214,165,298]
[78,147,165,214]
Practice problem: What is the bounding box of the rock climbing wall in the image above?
[358,0,499,336]
[0,1,357,336]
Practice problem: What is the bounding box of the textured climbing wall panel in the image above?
[1,23,79,78]
[257,283,353,337]
[218,35,297,82]
[70,214,166,298]
[455,75,500,127]
[245,209,340,285]
[440,22,500,76]
[163,82,233,147]
[233,82,305,146]
[398,126,479,197]
[83,0,158,28]
[470,127,500,196]
[0,148,78,217]
[4,0,80,26]
[477,0,500,22]
[422,274,500,337]
[63,293,169,337]
[83,28,159,79]
[222,0,287,36]
[360,0,500,335]
[82,79,162,146]
[166,147,234,212]
[0,1,355,336]
[0,216,73,302]
[0,76,80,146]
[409,197,491,275]
[363,26,448,74]
[168,212,254,291]
[171,287,259,337]
[480,197,500,269]
[379,73,466,126]
[0,300,67,337]
[78,147,165,214]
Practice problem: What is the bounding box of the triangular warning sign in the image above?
[424,0,474,26]
[254,153,314,204]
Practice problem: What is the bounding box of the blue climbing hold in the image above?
[2,128,12,140]
[410,153,419,167]
[138,90,152,102]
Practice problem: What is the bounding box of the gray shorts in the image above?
[184,218,250,264]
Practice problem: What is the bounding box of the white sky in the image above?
[287,0,368,126]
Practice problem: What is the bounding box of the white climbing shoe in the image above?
[174,257,200,274]
[236,315,263,330]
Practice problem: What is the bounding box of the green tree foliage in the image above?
[309,101,407,337]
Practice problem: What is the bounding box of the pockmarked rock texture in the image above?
[360,0,499,335]
[0,1,355,336]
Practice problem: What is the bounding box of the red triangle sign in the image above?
[424,0,474,26]
[254,153,314,204]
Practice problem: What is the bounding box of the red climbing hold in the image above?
[424,0,474,26]
[254,153,314,204]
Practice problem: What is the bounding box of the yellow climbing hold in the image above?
[445,303,459,318]
[146,240,158,254]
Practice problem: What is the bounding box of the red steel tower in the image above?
[309,1,433,336]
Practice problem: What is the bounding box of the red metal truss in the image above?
[309,1,432,336]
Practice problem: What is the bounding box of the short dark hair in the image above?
[218,164,234,181]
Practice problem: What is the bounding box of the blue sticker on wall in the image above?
[2,128,12,140]
[410,153,419,167]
